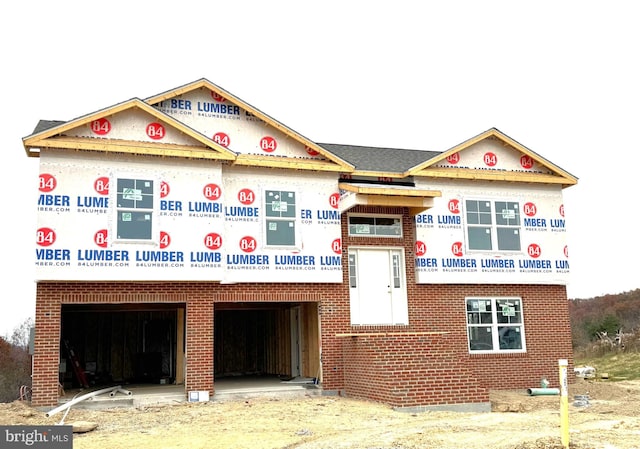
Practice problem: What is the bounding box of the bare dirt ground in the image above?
[1,379,639,449]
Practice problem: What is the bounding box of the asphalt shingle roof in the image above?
[317,143,440,174]
[33,120,65,134]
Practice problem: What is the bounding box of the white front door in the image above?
[349,248,408,325]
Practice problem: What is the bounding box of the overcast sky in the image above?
[1,1,638,336]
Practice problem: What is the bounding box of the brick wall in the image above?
[405,283,573,390]
[341,332,489,408]
[30,282,338,407]
[30,206,573,407]
[338,206,574,393]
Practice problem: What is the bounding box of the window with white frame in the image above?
[265,190,297,247]
[348,214,402,237]
[465,199,521,252]
[116,177,155,241]
[466,297,525,353]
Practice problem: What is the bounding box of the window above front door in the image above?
[348,214,402,238]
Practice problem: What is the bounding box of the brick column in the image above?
[185,297,214,397]
[31,287,62,407]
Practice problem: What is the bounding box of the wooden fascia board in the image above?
[24,145,40,157]
[143,78,211,103]
[22,98,236,159]
[145,79,355,171]
[233,154,349,172]
[414,167,578,186]
[349,170,415,179]
[408,206,430,216]
[486,129,578,182]
[338,183,442,198]
[197,81,354,170]
[407,128,578,184]
[133,100,236,157]
[407,129,495,173]
[26,100,140,142]
[361,194,435,208]
[28,136,236,160]
[339,191,437,216]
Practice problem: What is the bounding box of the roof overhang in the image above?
[338,183,442,216]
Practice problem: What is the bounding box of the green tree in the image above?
[582,314,620,341]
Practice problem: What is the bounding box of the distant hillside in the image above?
[569,288,640,349]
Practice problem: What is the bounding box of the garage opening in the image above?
[214,302,320,384]
[60,304,185,390]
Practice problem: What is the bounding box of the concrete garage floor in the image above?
[55,376,319,411]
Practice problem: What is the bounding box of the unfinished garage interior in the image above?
[59,302,320,391]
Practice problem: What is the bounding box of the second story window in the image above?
[116,177,154,241]
[465,200,521,252]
